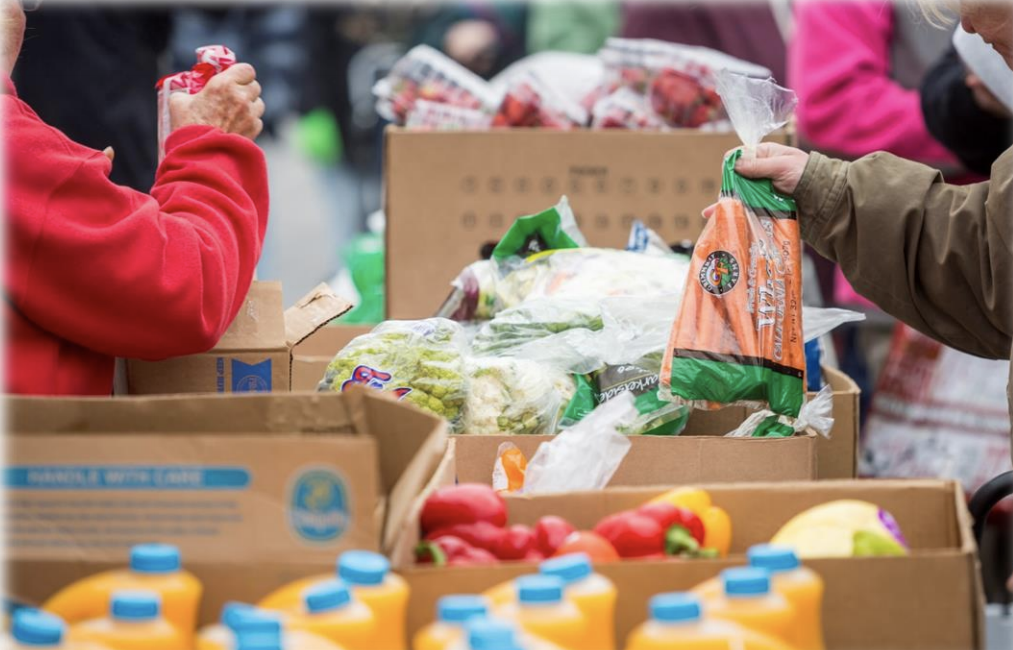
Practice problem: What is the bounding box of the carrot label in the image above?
[661,149,805,432]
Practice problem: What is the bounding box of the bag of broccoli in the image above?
[318,318,468,430]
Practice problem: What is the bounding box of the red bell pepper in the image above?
[416,535,498,566]
[593,512,664,558]
[534,516,576,557]
[424,520,506,554]
[637,502,706,545]
[420,484,507,535]
[494,524,538,561]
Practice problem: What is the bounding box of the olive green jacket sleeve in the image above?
[794,148,1013,361]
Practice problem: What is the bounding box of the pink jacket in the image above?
[789,1,955,164]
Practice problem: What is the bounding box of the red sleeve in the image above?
[6,99,269,361]
[788,0,956,163]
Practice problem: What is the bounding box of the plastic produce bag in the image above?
[726,384,835,439]
[523,392,637,494]
[156,45,236,161]
[373,45,502,125]
[406,99,494,130]
[471,299,604,356]
[492,70,588,128]
[318,318,468,430]
[591,87,667,130]
[461,356,576,435]
[661,72,803,437]
[491,52,604,111]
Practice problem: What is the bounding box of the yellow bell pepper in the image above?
[649,487,732,557]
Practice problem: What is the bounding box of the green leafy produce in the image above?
[471,299,604,356]
[318,318,467,428]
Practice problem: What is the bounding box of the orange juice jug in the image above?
[287,580,374,650]
[705,569,794,645]
[44,544,201,636]
[623,593,794,650]
[494,576,584,650]
[539,554,616,650]
[746,545,824,650]
[67,591,185,650]
[259,551,408,650]
[449,619,564,650]
[196,603,340,650]
[413,595,489,650]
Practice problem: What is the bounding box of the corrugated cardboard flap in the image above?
[284,284,353,349]
[215,281,288,352]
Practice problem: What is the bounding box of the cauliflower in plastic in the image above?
[318,318,467,428]
[462,357,576,435]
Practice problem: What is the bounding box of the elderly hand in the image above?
[169,63,265,140]
[702,143,810,220]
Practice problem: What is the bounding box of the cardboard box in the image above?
[126,282,351,394]
[384,128,794,320]
[6,389,448,624]
[392,445,984,650]
[291,324,374,392]
[819,366,859,479]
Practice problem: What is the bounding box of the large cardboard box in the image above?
[392,444,984,650]
[6,389,448,623]
[384,128,794,320]
[126,282,351,394]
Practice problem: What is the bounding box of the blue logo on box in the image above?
[232,359,271,392]
[289,468,349,543]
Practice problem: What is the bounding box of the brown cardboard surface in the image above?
[453,433,816,486]
[125,283,351,394]
[6,389,448,622]
[385,128,795,320]
[394,451,983,650]
[819,366,860,479]
[291,325,374,392]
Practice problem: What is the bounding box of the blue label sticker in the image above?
[5,466,250,490]
[231,359,272,392]
[289,467,349,543]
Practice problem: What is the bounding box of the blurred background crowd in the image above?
[13,1,1011,523]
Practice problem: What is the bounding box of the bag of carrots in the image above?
[660,72,803,437]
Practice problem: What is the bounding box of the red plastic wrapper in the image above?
[406,99,494,130]
[591,87,667,130]
[373,45,501,125]
[156,45,236,161]
[492,71,589,129]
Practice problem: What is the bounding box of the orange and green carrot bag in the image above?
[660,73,803,436]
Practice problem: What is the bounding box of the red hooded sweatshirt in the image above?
[3,74,269,395]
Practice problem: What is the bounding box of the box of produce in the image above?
[6,389,448,625]
[391,459,983,650]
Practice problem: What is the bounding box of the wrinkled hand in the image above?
[169,63,265,140]
[702,143,810,219]
[966,74,1011,118]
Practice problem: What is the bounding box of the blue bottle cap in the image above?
[650,593,702,623]
[129,544,181,574]
[467,618,521,650]
[338,550,390,586]
[539,553,592,585]
[304,579,352,613]
[228,609,282,635]
[722,567,772,597]
[747,544,801,573]
[516,575,564,605]
[12,609,65,646]
[236,629,282,650]
[111,590,160,621]
[221,602,257,628]
[437,595,489,624]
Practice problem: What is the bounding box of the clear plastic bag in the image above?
[725,384,835,439]
[461,355,576,435]
[523,392,637,494]
[492,70,589,129]
[802,306,866,343]
[471,299,604,356]
[318,318,469,430]
[406,99,494,130]
[591,87,668,130]
[373,45,502,125]
[660,73,804,435]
